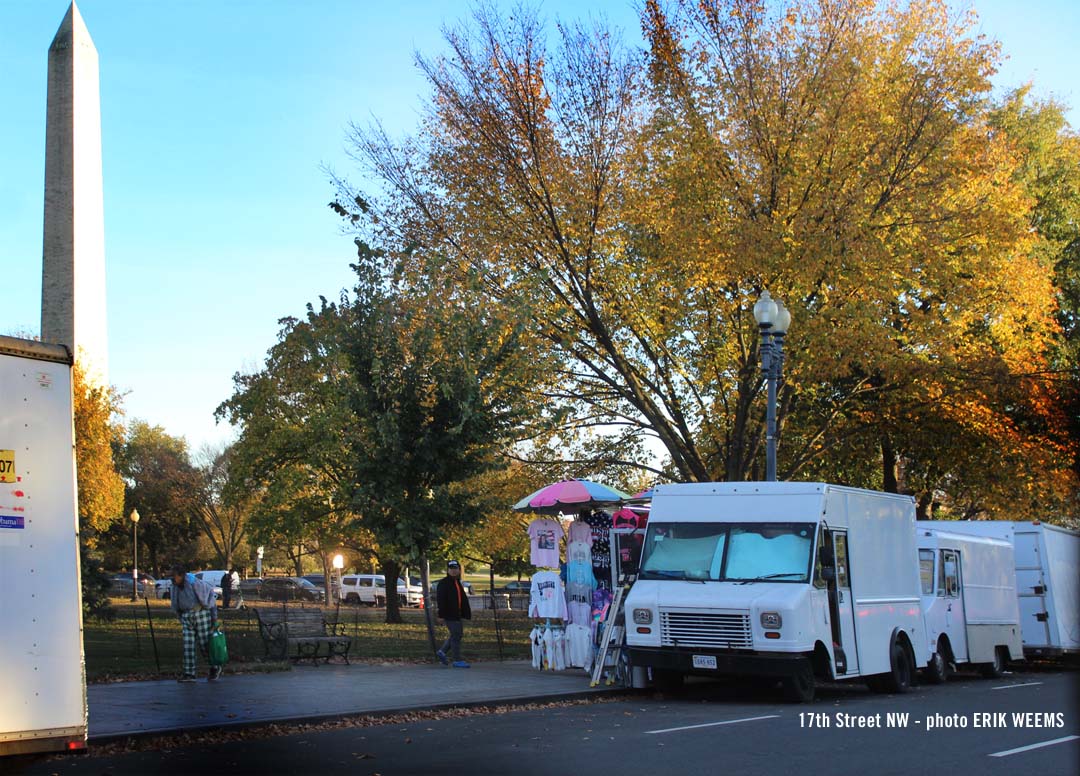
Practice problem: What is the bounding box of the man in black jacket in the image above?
[435,560,472,667]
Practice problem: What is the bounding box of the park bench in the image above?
[253,606,352,666]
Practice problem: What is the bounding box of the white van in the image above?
[625,482,928,702]
[339,574,422,607]
[915,528,1023,682]
[194,569,226,596]
[921,520,1079,655]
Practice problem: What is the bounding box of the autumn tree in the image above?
[72,362,125,618]
[344,0,1076,519]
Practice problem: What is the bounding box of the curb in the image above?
[87,687,630,744]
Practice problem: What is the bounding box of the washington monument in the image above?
[40,1,108,385]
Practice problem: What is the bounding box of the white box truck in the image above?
[915,527,1023,683]
[0,336,87,756]
[921,520,1080,656]
[625,482,928,702]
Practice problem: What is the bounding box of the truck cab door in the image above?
[829,531,859,675]
[940,549,968,662]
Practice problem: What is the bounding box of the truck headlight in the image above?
[760,611,782,629]
[633,608,653,625]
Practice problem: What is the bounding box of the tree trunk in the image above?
[915,492,933,521]
[420,555,438,655]
[882,436,899,493]
[382,557,403,624]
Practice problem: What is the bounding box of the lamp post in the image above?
[332,553,344,603]
[129,508,141,600]
[753,291,792,481]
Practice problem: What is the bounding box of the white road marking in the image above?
[989,735,1079,758]
[645,714,780,735]
[990,681,1043,691]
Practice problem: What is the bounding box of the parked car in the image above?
[500,580,531,594]
[108,572,155,598]
[302,574,329,600]
[340,575,421,607]
[261,576,324,603]
[154,578,172,599]
[238,578,263,599]
[429,580,473,598]
[193,570,226,597]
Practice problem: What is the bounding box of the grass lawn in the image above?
[85,597,531,682]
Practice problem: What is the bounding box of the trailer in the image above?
[922,520,1080,656]
[0,336,86,756]
[624,482,928,702]
[915,528,1023,682]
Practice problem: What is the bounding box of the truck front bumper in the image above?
[627,646,807,677]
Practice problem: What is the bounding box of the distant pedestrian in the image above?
[221,568,233,609]
[228,568,243,609]
[169,564,221,682]
[435,560,472,668]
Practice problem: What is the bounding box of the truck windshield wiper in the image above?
[736,573,805,585]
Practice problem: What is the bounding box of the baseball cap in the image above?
[447,560,461,569]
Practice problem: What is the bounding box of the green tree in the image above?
[112,420,201,576]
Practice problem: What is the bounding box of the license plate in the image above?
[692,654,717,670]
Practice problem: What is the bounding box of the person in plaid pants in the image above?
[169,565,221,682]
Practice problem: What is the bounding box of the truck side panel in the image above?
[837,489,926,675]
[1038,526,1080,652]
[0,350,86,754]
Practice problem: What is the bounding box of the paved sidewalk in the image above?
[88,661,610,741]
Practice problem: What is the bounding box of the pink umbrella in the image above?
[513,479,630,514]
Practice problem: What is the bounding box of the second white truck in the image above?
[915,527,1024,682]
[625,482,928,702]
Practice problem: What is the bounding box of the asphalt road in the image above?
[16,669,1080,776]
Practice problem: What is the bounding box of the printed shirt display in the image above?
[566,623,594,670]
[529,570,569,619]
[527,518,565,568]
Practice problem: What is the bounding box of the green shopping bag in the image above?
[208,626,229,667]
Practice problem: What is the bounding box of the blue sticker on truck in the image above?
[0,515,25,529]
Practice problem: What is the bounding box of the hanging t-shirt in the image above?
[527,517,564,568]
[565,558,597,626]
[542,627,555,670]
[585,510,612,588]
[566,623,594,670]
[552,629,567,671]
[567,519,593,546]
[566,540,591,565]
[591,587,614,640]
[530,626,543,669]
[529,570,568,619]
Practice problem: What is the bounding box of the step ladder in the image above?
[590,584,628,687]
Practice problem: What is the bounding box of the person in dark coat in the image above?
[435,560,472,667]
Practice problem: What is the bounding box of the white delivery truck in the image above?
[915,528,1023,682]
[921,520,1080,656]
[625,482,928,702]
[0,336,87,756]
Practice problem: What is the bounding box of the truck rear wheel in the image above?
[924,638,951,685]
[979,646,1006,679]
[782,660,816,703]
[880,641,913,693]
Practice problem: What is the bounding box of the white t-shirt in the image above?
[529,570,568,619]
[527,518,564,568]
[552,629,567,671]
[566,540,591,565]
[566,623,594,670]
[567,520,593,546]
[530,626,543,669]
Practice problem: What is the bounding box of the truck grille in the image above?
[659,610,753,649]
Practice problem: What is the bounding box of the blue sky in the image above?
[2,0,1077,452]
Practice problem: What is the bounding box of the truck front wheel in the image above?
[924,638,951,685]
[782,659,816,703]
[875,641,913,694]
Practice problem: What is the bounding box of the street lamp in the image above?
[129,508,141,601]
[753,291,792,481]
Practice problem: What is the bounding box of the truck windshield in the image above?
[639,522,815,583]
